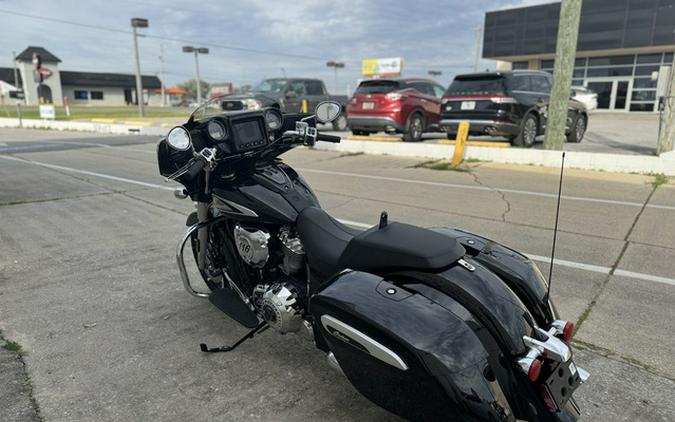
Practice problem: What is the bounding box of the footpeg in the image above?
[208,288,259,328]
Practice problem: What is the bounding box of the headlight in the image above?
[207,120,227,141]
[264,109,282,131]
[243,98,263,110]
[167,126,191,151]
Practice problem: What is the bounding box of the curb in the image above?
[313,139,675,176]
[0,117,167,137]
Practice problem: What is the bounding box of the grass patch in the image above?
[0,105,189,121]
[647,172,670,188]
[2,339,22,354]
[464,158,484,163]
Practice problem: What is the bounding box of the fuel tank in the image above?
[211,162,320,225]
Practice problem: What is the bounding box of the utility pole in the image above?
[183,46,209,104]
[131,18,148,117]
[12,51,19,90]
[657,54,675,154]
[473,26,483,72]
[159,43,166,107]
[543,0,582,150]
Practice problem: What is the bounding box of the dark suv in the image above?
[439,70,588,147]
[347,78,445,142]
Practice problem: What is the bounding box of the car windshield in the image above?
[253,79,288,93]
[189,96,244,122]
[356,80,402,94]
[445,76,506,96]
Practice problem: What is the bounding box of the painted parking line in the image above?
[298,168,675,211]
[1,154,674,288]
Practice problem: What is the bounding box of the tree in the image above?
[178,79,210,100]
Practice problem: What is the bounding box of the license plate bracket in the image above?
[543,359,583,409]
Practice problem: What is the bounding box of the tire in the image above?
[332,114,348,131]
[446,132,457,140]
[351,130,370,136]
[512,114,538,147]
[403,113,424,142]
[566,114,586,143]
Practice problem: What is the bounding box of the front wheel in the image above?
[403,113,424,142]
[566,114,586,143]
[512,114,538,147]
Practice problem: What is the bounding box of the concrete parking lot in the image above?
[1,128,674,421]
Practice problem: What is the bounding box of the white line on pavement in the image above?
[2,154,674,288]
[298,168,675,211]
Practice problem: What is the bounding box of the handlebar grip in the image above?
[316,134,342,143]
[185,158,207,178]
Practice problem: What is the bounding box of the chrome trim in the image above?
[327,352,344,375]
[439,119,518,127]
[173,187,188,199]
[524,330,572,362]
[576,366,590,383]
[320,315,408,371]
[223,271,251,306]
[176,223,210,298]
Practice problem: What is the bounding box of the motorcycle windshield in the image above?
[189,96,244,122]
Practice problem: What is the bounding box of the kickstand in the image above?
[200,322,269,353]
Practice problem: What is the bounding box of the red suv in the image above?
[346,78,445,142]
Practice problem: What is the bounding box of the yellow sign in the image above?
[361,59,378,76]
[361,57,403,77]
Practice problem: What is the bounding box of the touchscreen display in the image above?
[232,119,265,150]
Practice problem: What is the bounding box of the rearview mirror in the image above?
[314,101,341,123]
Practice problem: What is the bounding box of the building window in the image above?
[634,65,660,76]
[637,54,662,64]
[512,61,528,70]
[664,53,674,64]
[633,78,657,89]
[588,55,634,66]
[74,90,88,100]
[90,91,104,100]
[586,67,633,77]
[630,103,655,112]
[631,91,656,101]
[541,59,554,69]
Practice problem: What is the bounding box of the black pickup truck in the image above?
[220,78,349,130]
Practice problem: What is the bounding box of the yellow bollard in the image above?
[451,122,470,168]
[301,99,309,113]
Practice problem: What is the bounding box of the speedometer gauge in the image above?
[264,110,282,131]
[207,120,227,141]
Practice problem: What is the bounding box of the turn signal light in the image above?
[562,321,574,342]
[528,358,542,382]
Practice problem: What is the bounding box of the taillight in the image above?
[562,321,574,342]
[386,92,406,101]
[349,96,357,104]
[528,358,542,382]
[490,96,517,104]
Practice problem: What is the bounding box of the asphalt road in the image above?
[1,128,674,421]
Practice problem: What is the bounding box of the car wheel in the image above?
[403,113,424,142]
[567,114,586,143]
[512,114,538,147]
[446,132,457,140]
[351,130,369,136]
[332,114,348,131]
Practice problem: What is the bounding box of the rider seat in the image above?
[296,207,465,278]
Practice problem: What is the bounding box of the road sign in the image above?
[361,57,403,77]
[39,105,55,120]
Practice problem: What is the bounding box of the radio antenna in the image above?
[546,152,566,306]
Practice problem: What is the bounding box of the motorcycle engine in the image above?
[278,227,305,275]
[254,283,302,334]
[233,225,270,267]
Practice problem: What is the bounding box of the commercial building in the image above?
[483,0,675,112]
[0,46,162,106]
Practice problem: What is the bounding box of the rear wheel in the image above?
[566,114,586,143]
[403,113,424,142]
[332,114,348,131]
[512,114,538,147]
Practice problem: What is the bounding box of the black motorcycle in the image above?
[157,99,589,422]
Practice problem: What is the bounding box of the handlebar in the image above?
[316,133,342,143]
[185,157,207,178]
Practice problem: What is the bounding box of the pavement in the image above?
[0,128,674,421]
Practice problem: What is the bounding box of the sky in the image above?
[0,0,554,94]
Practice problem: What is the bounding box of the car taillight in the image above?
[562,321,574,342]
[528,358,542,382]
[386,92,406,101]
[349,96,357,104]
[490,96,517,104]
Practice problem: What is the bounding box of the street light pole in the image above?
[131,18,148,117]
[183,46,209,104]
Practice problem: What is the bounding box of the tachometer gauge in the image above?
[264,109,282,131]
[207,120,227,141]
